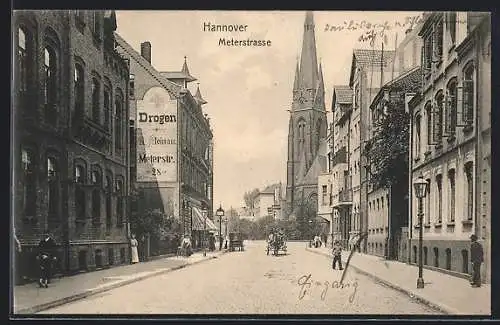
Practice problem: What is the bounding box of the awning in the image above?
[192,207,217,231]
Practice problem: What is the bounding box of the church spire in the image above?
[314,61,325,109]
[293,59,300,91]
[298,11,319,91]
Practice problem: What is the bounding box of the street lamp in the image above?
[216,204,225,251]
[202,204,208,257]
[413,175,428,289]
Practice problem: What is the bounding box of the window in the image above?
[74,164,86,221]
[91,78,100,123]
[315,121,322,152]
[448,169,456,222]
[434,19,443,62]
[425,102,432,145]
[425,178,431,224]
[74,64,85,115]
[415,115,421,157]
[463,63,475,126]
[22,148,36,219]
[115,95,123,152]
[436,174,443,223]
[91,170,101,224]
[75,165,84,183]
[18,27,32,104]
[445,79,457,136]
[423,247,428,265]
[461,250,469,273]
[433,247,439,267]
[116,179,123,225]
[104,87,111,130]
[43,47,57,122]
[322,185,327,205]
[377,199,380,210]
[445,248,452,270]
[92,11,101,38]
[423,34,433,73]
[47,157,59,221]
[433,92,444,144]
[465,162,473,221]
[297,119,306,154]
[447,12,457,47]
[129,74,135,98]
[381,197,384,209]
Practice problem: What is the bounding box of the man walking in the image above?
[332,240,343,270]
[470,234,483,287]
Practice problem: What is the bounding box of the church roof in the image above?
[298,11,319,91]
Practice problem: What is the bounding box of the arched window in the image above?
[433,247,439,267]
[425,178,431,224]
[47,156,59,222]
[465,162,474,221]
[297,119,306,154]
[22,148,37,220]
[415,114,421,157]
[103,85,111,130]
[448,169,456,222]
[461,249,469,273]
[445,248,452,270]
[105,175,112,229]
[91,78,100,123]
[44,46,58,122]
[436,174,443,223]
[115,94,123,153]
[74,163,86,221]
[425,101,432,146]
[17,27,33,105]
[91,170,101,224]
[74,64,85,115]
[463,63,475,126]
[116,179,123,226]
[445,78,457,136]
[433,91,444,144]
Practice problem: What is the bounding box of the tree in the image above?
[243,188,260,212]
[130,208,168,241]
[363,98,410,190]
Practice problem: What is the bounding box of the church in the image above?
[285,11,328,218]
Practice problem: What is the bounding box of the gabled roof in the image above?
[114,32,181,97]
[332,85,353,109]
[349,49,396,87]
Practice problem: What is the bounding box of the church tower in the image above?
[285,11,327,217]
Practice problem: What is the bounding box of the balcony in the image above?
[331,146,347,168]
[337,189,353,207]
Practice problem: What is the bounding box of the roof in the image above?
[261,183,280,194]
[370,66,422,110]
[349,49,396,87]
[160,71,197,81]
[332,85,353,107]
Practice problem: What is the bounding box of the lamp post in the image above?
[216,204,225,251]
[202,205,208,257]
[413,175,428,289]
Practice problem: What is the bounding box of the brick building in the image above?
[114,35,216,252]
[408,12,491,283]
[12,10,131,281]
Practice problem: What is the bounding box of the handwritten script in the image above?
[297,273,359,303]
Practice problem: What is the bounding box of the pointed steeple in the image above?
[314,61,326,109]
[298,11,319,91]
[293,60,300,91]
[181,56,197,82]
[194,83,208,105]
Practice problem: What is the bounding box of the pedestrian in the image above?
[470,234,483,287]
[37,233,57,288]
[130,234,139,264]
[332,240,343,270]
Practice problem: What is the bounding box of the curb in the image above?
[15,252,226,315]
[305,247,459,315]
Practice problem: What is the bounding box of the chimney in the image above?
[140,41,151,63]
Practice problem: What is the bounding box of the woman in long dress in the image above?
[130,234,139,264]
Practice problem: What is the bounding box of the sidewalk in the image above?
[13,250,227,315]
[306,246,490,315]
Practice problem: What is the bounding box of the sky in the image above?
[115,10,422,209]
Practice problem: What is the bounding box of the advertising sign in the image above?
[136,86,178,183]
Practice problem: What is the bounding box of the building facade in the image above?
[285,11,328,219]
[13,10,131,281]
[408,12,491,282]
[115,35,216,252]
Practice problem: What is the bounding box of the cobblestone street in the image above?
[39,242,441,314]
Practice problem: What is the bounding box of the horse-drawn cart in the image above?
[266,233,287,256]
[228,232,244,251]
